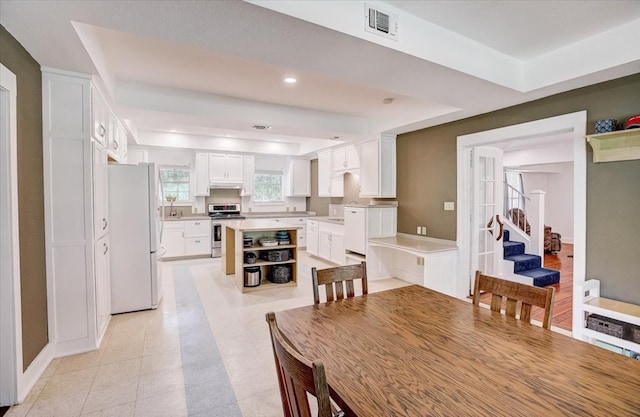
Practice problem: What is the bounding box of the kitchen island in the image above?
[223,219,300,293]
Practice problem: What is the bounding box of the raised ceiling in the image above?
[1,0,639,156]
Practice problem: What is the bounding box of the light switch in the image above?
[444,202,455,211]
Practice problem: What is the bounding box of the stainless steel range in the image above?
[208,203,245,258]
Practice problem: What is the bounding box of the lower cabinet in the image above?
[318,222,344,265]
[163,221,186,258]
[306,220,319,256]
[94,234,111,338]
[163,219,211,258]
[286,217,307,248]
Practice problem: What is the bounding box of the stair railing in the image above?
[504,181,530,232]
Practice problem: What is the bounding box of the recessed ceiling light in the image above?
[252,125,272,130]
[226,134,232,138]
[283,77,297,84]
[170,129,178,133]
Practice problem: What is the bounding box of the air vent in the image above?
[365,3,398,40]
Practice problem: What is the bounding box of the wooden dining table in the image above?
[275,285,640,417]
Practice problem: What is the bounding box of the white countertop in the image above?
[164,215,211,221]
[242,211,316,218]
[368,234,457,255]
[224,219,302,231]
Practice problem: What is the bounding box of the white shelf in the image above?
[582,328,640,352]
[583,297,640,326]
[586,129,640,163]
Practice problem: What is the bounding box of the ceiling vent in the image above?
[365,3,398,40]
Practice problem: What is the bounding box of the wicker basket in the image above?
[586,314,626,338]
[261,249,290,262]
[629,325,640,344]
[268,265,291,283]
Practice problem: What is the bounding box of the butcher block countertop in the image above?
[224,219,302,232]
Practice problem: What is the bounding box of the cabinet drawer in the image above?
[296,233,307,248]
[185,237,210,255]
[184,219,210,237]
[164,220,184,231]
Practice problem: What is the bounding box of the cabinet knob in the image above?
[195,222,200,225]
[195,240,200,243]
[99,125,106,138]
[102,218,108,230]
[103,243,109,255]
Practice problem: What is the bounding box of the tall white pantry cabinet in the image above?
[42,69,112,357]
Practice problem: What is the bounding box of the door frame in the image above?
[0,64,22,406]
[456,111,587,335]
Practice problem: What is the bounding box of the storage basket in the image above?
[629,325,640,344]
[586,314,625,338]
[261,249,290,262]
[268,265,291,283]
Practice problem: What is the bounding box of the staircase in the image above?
[503,230,560,287]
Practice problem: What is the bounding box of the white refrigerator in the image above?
[108,162,164,314]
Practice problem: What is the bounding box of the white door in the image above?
[470,146,504,290]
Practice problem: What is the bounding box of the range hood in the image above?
[210,182,242,189]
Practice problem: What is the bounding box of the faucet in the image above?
[347,200,358,205]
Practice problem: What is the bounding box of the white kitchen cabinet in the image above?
[127,148,148,164]
[317,150,343,197]
[93,142,109,239]
[360,134,396,198]
[287,159,311,197]
[344,205,397,256]
[91,86,108,147]
[184,219,211,256]
[42,69,114,354]
[163,221,185,258]
[344,207,366,255]
[332,145,359,173]
[306,220,319,255]
[194,152,210,196]
[318,221,344,265]
[286,217,308,248]
[241,155,255,196]
[94,234,111,338]
[209,153,243,184]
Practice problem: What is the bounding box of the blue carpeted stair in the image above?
[503,230,560,287]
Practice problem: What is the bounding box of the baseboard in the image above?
[17,342,54,403]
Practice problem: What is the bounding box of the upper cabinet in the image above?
[586,129,640,163]
[332,145,360,174]
[318,150,344,197]
[91,86,108,147]
[287,159,311,197]
[209,153,243,184]
[91,85,128,163]
[241,155,255,196]
[194,152,210,196]
[360,134,396,198]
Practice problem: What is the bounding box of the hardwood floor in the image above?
[477,243,574,331]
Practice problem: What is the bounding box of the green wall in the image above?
[396,73,640,304]
[0,25,48,370]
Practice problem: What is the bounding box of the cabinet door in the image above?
[318,230,331,260]
[91,88,108,146]
[184,219,210,237]
[317,151,332,197]
[345,145,360,170]
[194,153,210,196]
[163,227,185,257]
[289,159,311,196]
[307,221,318,255]
[93,142,109,239]
[95,234,111,337]
[330,233,345,265]
[185,237,210,255]
[241,155,255,196]
[225,154,244,182]
[332,148,346,171]
[359,139,379,197]
[209,153,226,182]
[344,207,366,255]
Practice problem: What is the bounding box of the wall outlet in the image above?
[444,201,455,211]
[417,226,421,234]
[416,257,424,266]
[421,226,427,235]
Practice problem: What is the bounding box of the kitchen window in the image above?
[160,167,191,202]
[254,170,283,203]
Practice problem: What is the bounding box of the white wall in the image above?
[521,162,574,243]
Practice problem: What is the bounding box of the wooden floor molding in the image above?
[477,243,574,331]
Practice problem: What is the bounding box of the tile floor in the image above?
[7,251,410,417]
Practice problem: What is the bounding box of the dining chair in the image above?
[312,261,368,305]
[265,311,344,417]
[472,270,556,329]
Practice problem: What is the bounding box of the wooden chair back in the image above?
[312,262,368,305]
[472,271,555,329]
[266,312,333,417]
